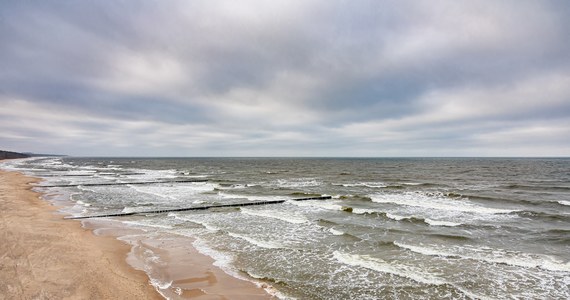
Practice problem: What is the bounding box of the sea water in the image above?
[2,157,569,299]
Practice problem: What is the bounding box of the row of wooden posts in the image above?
[39,178,331,219]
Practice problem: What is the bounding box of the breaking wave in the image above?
[240,207,308,224]
[333,251,447,286]
[371,192,518,215]
[394,241,570,273]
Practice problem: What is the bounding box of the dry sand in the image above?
[0,169,162,299]
[0,169,272,299]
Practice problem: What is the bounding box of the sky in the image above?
[1,1,569,157]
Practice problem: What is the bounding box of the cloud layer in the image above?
[1,0,569,156]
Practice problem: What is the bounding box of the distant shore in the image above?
[0,150,30,160]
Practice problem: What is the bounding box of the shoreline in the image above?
[0,169,162,299]
[0,167,273,299]
[80,218,274,299]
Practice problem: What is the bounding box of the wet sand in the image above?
[0,168,272,299]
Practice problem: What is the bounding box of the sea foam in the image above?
[394,241,570,272]
[288,199,344,211]
[241,207,308,224]
[329,228,345,235]
[333,251,446,286]
[424,219,462,227]
[371,192,517,214]
[228,232,284,249]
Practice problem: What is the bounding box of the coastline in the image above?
[80,218,274,299]
[0,167,273,299]
[0,169,162,299]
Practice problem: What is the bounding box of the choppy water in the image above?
[2,157,570,299]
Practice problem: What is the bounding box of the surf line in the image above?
[65,196,332,220]
[38,179,209,188]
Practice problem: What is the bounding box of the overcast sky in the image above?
[1,1,569,157]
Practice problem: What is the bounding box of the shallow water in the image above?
[2,157,570,299]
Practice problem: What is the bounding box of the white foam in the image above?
[336,182,387,188]
[76,185,97,193]
[118,236,174,298]
[271,178,322,188]
[329,228,345,235]
[150,278,173,290]
[223,183,248,189]
[394,242,570,273]
[191,238,244,279]
[228,232,283,249]
[243,195,291,202]
[186,174,209,178]
[386,213,408,221]
[424,219,462,227]
[288,200,343,211]
[394,241,459,258]
[192,239,294,299]
[241,208,308,224]
[121,206,144,213]
[216,192,246,200]
[558,200,570,206]
[333,251,446,285]
[128,185,178,201]
[217,192,288,202]
[175,287,183,295]
[75,200,91,207]
[122,220,173,230]
[196,222,221,232]
[167,212,182,220]
[144,248,162,264]
[486,253,570,273]
[245,272,296,300]
[133,169,179,180]
[352,208,378,215]
[131,182,217,202]
[371,192,517,215]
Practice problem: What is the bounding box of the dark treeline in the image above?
[0,150,31,159]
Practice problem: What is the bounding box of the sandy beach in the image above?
[0,168,271,299]
[0,169,162,299]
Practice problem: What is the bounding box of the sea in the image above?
[2,157,569,299]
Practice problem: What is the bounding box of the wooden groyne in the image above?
[65,196,332,220]
[38,172,147,177]
[36,174,95,177]
[38,179,209,188]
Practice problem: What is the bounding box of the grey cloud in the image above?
[1,0,569,156]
